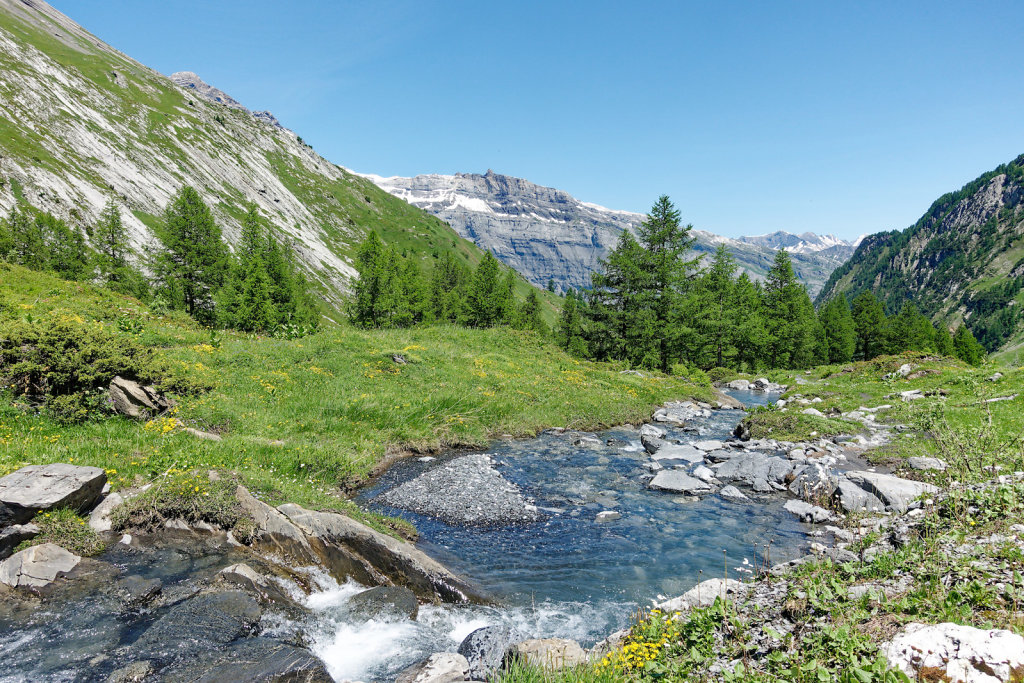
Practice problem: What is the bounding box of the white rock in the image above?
[508,639,587,669]
[802,408,825,417]
[907,456,948,471]
[694,440,724,452]
[0,543,80,588]
[884,622,1024,683]
[595,511,621,523]
[396,652,470,683]
[719,485,749,501]
[658,578,749,612]
[88,492,124,532]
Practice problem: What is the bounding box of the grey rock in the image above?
[88,492,124,532]
[108,376,173,419]
[802,408,825,417]
[378,454,538,526]
[705,449,737,463]
[217,563,293,605]
[105,661,152,683]
[0,523,39,560]
[692,465,718,484]
[641,433,670,454]
[789,463,838,501]
[783,499,837,524]
[184,427,222,442]
[116,574,163,606]
[658,578,750,612]
[396,652,470,683]
[719,485,749,501]
[907,456,947,471]
[595,510,621,523]
[727,379,751,390]
[884,622,1024,683]
[694,440,724,451]
[347,585,419,620]
[716,453,793,493]
[459,625,522,680]
[235,485,316,564]
[506,638,587,669]
[0,543,80,588]
[845,471,938,513]
[160,637,331,682]
[131,590,262,659]
[0,463,107,525]
[651,444,705,464]
[639,424,666,439]
[648,470,713,495]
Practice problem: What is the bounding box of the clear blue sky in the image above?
[55,1,1024,240]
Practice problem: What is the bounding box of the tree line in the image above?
[350,232,547,333]
[0,187,318,334]
[556,195,986,370]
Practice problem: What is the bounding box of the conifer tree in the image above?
[699,244,737,368]
[92,198,147,297]
[468,252,504,327]
[221,205,278,332]
[430,251,469,323]
[731,274,768,372]
[590,230,654,366]
[933,324,955,357]
[153,186,229,322]
[763,250,818,368]
[5,206,46,269]
[518,290,547,335]
[352,230,398,327]
[851,290,887,360]
[38,213,91,281]
[952,325,985,366]
[556,289,587,356]
[818,296,856,363]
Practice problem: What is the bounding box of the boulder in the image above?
[694,440,724,451]
[218,563,294,606]
[0,463,107,525]
[900,389,924,401]
[159,637,332,683]
[907,456,947,471]
[116,574,163,606]
[0,542,80,588]
[108,376,173,419]
[727,379,751,391]
[845,471,938,513]
[711,388,745,409]
[783,499,837,524]
[719,485,749,501]
[802,408,825,417]
[0,523,39,560]
[648,471,713,495]
[396,652,469,683]
[235,485,316,564]
[692,465,718,484]
[89,492,124,532]
[789,463,838,501]
[753,378,771,389]
[641,434,670,455]
[346,585,419,620]
[650,444,705,465]
[638,424,666,439]
[130,590,262,659]
[658,578,749,612]
[595,511,621,523]
[884,622,1024,683]
[506,639,587,669]
[458,625,522,680]
[716,453,793,493]
[833,478,886,513]
[705,449,736,463]
[277,503,483,604]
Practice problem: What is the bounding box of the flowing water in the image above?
[0,391,813,683]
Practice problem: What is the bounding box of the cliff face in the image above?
[0,0,480,306]
[366,170,856,295]
[817,154,1024,354]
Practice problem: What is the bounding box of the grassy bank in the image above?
[0,265,710,530]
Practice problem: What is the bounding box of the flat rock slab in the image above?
[651,444,705,464]
[648,470,713,495]
[0,542,80,588]
[783,499,837,524]
[845,471,938,512]
[159,637,332,683]
[694,440,724,451]
[131,590,262,660]
[658,578,749,612]
[507,638,587,669]
[378,454,538,526]
[0,464,106,525]
[884,622,1024,683]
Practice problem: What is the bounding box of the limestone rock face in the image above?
[0,463,106,525]
[0,542,81,588]
[884,622,1024,683]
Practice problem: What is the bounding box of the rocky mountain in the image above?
[171,71,282,128]
[364,170,856,295]
[817,153,1024,355]
[0,0,491,309]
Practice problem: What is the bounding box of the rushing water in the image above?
[0,391,814,683]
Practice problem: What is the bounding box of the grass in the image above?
[16,508,106,557]
[740,409,863,442]
[0,265,709,534]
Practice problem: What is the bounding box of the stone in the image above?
[988,372,1004,382]
[159,638,332,683]
[507,639,587,669]
[590,629,630,659]
[907,456,948,471]
[116,575,163,606]
[130,590,262,659]
[727,379,751,390]
[0,543,80,588]
[692,465,718,484]
[277,503,483,603]
[833,476,886,513]
[884,622,1024,683]
[0,523,38,560]
[716,453,793,493]
[753,378,771,389]
[719,485,749,501]
[108,376,173,419]
[347,585,419,620]
[658,578,749,612]
[900,389,924,401]
[459,625,522,680]
[802,408,825,417]
[183,427,222,442]
[0,463,107,525]
[694,440,724,451]
[845,471,938,513]
[378,454,538,526]
[783,499,837,524]
[396,652,469,683]
[595,510,621,523]
[650,444,705,464]
[896,363,913,378]
[235,485,316,564]
[648,470,713,495]
[711,389,745,409]
[106,661,153,683]
[639,424,666,439]
[89,492,124,532]
[705,449,737,463]
[641,433,670,454]
[218,563,293,605]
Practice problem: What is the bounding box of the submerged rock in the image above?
[0,463,107,526]
[130,590,262,660]
[378,455,538,527]
[346,585,419,621]
[159,637,331,683]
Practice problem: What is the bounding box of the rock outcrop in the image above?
[108,376,173,419]
[884,622,1024,683]
[0,463,107,525]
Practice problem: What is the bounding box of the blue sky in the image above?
[56,1,1024,240]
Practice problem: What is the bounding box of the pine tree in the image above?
[518,290,547,335]
[953,325,985,366]
[153,186,229,322]
[556,289,587,356]
[499,269,517,325]
[92,198,147,298]
[933,324,955,357]
[818,296,856,363]
[546,279,556,293]
[851,291,887,360]
[430,251,469,323]
[763,250,818,368]
[222,205,278,332]
[635,195,698,373]
[589,230,654,366]
[352,230,398,327]
[38,213,91,280]
[468,252,504,327]
[6,206,46,269]
[698,244,737,368]
[731,274,768,372]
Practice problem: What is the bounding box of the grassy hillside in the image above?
[0,0,560,321]
[817,154,1024,357]
[0,264,705,528]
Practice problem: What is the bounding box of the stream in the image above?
[0,390,814,683]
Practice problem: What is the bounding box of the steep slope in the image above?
[0,0,487,307]
[817,154,1024,353]
[364,170,856,295]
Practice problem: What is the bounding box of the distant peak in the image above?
[169,71,282,128]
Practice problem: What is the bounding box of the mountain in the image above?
[0,0,496,310]
[817,154,1024,355]
[364,170,857,295]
